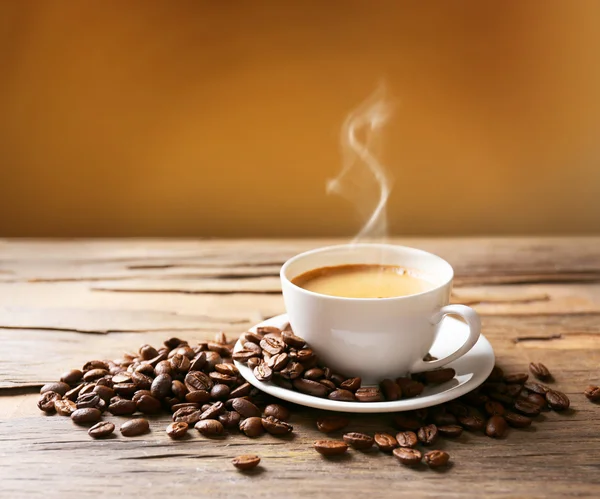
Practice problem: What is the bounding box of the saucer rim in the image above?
[233,313,495,414]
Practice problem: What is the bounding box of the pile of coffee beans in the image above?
[37,326,573,472]
[234,326,456,402]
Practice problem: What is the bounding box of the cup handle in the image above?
[409,304,481,373]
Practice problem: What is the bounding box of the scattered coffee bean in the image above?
[514,399,541,417]
[394,414,422,431]
[149,373,172,399]
[232,454,261,470]
[71,408,102,425]
[393,447,422,466]
[136,394,162,414]
[437,425,463,438]
[54,398,77,416]
[40,382,70,397]
[504,373,529,384]
[120,418,150,437]
[529,362,551,381]
[505,384,523,398]
[38,391,61,413]
[417,424,439,445]
[424,450,450,468]
[186,390,211,404]
[262,416,293,436]
[343,432,374,450]
[328,389,356,401]
[485,401,506,416]
[316,416,350,433]
[219,410,241,429]
[374,433,398,452]
[396,431,418,448]
[166,421,188,439]
[88,421,115,439]
[60,370,83,386]
[93,385,115,403]
[108,398,136,416]
[524,381,549,395]
[239,417,265,438]
[313,440,349,456]
[584,385,600,402]
[263,404,290,421]
[546,389,570,411]
[199,401,225,421]
[195,419,225,437]
[525,393,547,409]
[485,415,508,438]
[504,411,532,428]
[458,414,485,431]
[173,406,203,425]
[231,398,260,418]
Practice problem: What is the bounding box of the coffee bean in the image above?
[71,408,102,425]
[185,390,210,404]
[393,447,422,466]
[529,362,551,381]
[319,379,336,393]
[40,382,71,397]
[504,373,529,384]
[419,368,456,384]
[83,360,110,372]
[136,394,162,414]
[355,387,384,402]
[525,393,547,408]
[195,419,225,437]
[396,378,424,398]
[343,432,374,450]
[330,374,346,386]
[485,415,508,438]
[281,331,306,349]
[155,360,173,376]
[488,391,514,406]
[242,332,263,345]
[393,414,422,431]
[260,337,285,355]
[374,433,398,452]
[417,424,439,445]
[280,362,304,380]
[64,384,84,401]
[340,377,361,392]
[185,371,213,392]
[395,431,418,448]
[584,385,600,401]
[328,389,356,401]
[524,381,549,395]
[257,326,282,336]
[214,363,239,376]
[258,405,287,423]
[316,416,349,433]
[239,417,265,438]
[432,411,458,426]
[173,406,203,425]
[206,342,230,358]
[210,384,230,401]
[460,391,488,406]
[139,344,159,360]
[265,353,288,372]
[83,369,109,383]
[209,372,238,386]
[424,450,450,468]
[487,366,505,382]
[166,421,188,439]
[231,398,260,418]
[313,440,349,456]
[232,454,261,470]
[505,384,523,398]
[296,349,316,366]
[485,401,506,416]
[120,418,150,437]
[253,363,273,382]
[149,374,172,400]
[199,401,225,421]
[76,393,102,410]
[108,398,136,415]
[113,383,137,397]
[229,383,252,399]
[292,378,329,398]
[88,421,115,439]
[504,411,532,428]
[219,410,241,429]
[262,416,293,435]
[546,389,570,411]
[246,357,260,370]
[380,379,401,401]
[232,350,259,362]
[93,385,115,403]
[60,370,83,386]
[458,414,485,431]
[38,391,61,413]
[303,368,324,381]
[54,398,77,416]
[438,425,463,438]
[172,402,199,412]
[170,354,191,374]
[514,400,541,416]
[131,371,153,390]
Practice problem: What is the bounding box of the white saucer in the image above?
[233,314,495,413]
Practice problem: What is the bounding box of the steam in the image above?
[327,84,394,242]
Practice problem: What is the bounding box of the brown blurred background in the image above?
[1,1,599,237]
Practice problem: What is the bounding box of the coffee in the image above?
[291,264,435,298]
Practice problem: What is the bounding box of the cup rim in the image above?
[280,243,454,302]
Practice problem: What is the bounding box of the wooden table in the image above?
[1,238,600,498]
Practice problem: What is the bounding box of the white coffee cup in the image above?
[280,244,481,384]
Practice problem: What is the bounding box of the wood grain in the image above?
[1,238,600,498]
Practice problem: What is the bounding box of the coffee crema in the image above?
[291,264,436,298]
